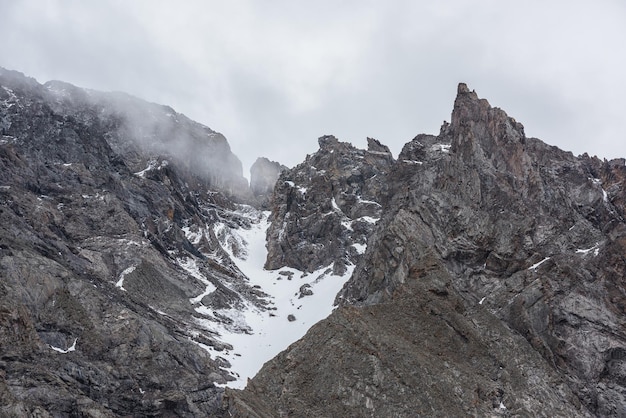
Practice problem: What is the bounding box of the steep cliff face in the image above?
[265,135,394,275]
[1,71,251,202]
[227,84,626,417]
[0,68,268,417]
[249,157,287,209]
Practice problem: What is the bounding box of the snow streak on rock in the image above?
[50,338,78,354]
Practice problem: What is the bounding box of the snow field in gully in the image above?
[190,208,354,389]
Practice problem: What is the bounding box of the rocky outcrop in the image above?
[0,68,267,416]
[6,65,626,416]
[250,157,286,208]
[1,69,251,202]
[265,135,394,275]
[226,84,626,416]
[226,261,584,417]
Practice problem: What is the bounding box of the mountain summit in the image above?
[3,70,626,417]
[226,83,626,417]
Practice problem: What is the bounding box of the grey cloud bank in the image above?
[1,1,625,175]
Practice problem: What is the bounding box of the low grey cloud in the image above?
[1,0,625,175]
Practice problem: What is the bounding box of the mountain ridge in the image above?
[225,83,626,417]
[0,67,277,416]
[3,67,626,417]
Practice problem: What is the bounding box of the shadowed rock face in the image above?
[250,157,287,209]
[265,135,394,275]
[226,84,626,417]
[0,68,266,417]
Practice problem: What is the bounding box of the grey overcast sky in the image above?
[1,1,625,175]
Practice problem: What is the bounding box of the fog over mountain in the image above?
[1,1,625,173]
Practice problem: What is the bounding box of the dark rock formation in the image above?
[265,135,394,275]
[0,67,266,416]
[226,84,626,416]
[250,157,286,208]
[6,65,626,417]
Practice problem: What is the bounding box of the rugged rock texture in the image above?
[227,84,626,416]
[226,264,583,417]
[0,68,268,416]
[265,135,394,275]
[6,65,626,417]
[250,157,286,208]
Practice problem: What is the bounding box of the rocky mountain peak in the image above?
[366,136,391,154]
[457,81,470,94]
[4,69,252,202]
[6,66,626,417]
[250,157,286,208]
[317,134,340,149]
[0,69,272,416]
[228,85,626,417]
[265,135,394,275]
[448,83,529,181]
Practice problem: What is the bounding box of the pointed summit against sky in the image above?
[448,83,529,172]
[450,82,494,130]
[228,79,626,418]
[2,2,625,171]
[457,82,470,94]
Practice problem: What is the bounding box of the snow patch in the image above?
[576,243,600,257]
[178,257,218,304]
[357,216,379,224]
[182,225,204,245]
[341,219,354,231]
[352,243,367,255]
[115,266,136,291]
[1,86,17,100]
[591,177,609,203]
[134,159,169,177]
[0,136,16,145]
[356,196,381,206]
[199,209,353,389]
[283,181,307,196]
[331,197,342,212]
[431,143,451,153]
[50,338,77,354]
[528,257,550,271]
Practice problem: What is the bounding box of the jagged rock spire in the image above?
[448,83,530,178]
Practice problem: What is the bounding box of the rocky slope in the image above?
[0,68,277,416]
[226,84,626,416]
[5,66,626,417]
[265,135,394,275]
